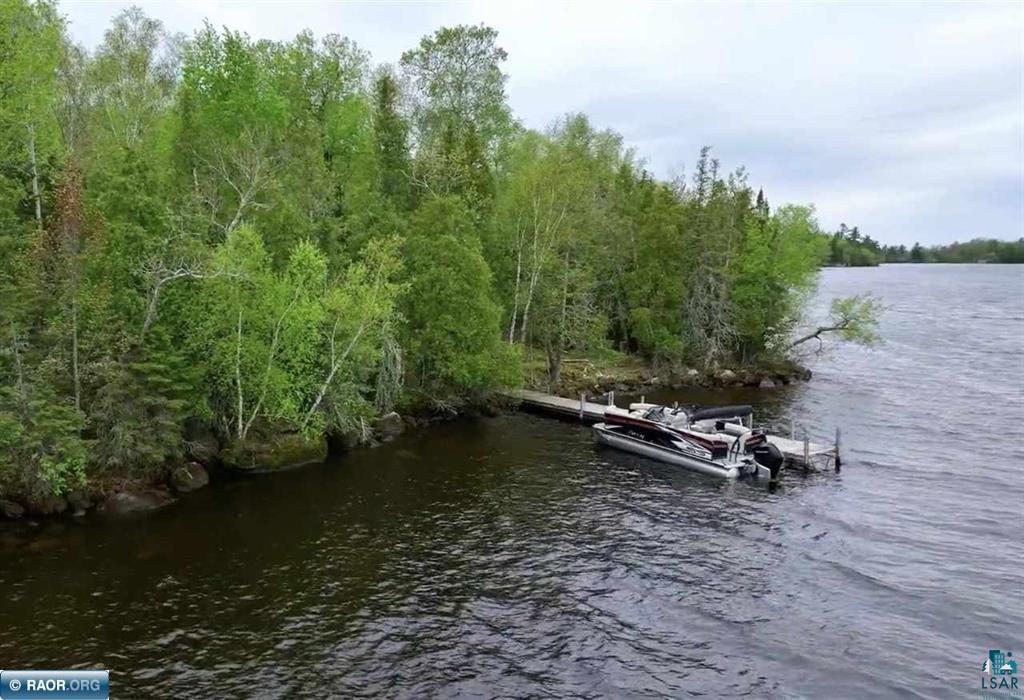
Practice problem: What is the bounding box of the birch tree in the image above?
[0,0,64,231]
[87,7,179,152]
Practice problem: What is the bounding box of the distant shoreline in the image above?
[824,260,1024,268]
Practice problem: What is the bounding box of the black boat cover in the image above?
[688,405,753,421]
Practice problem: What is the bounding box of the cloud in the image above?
[58,0,1023,244]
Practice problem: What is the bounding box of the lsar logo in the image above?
[982,649,1019,694]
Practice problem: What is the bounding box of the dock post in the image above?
[803,434,810,472]
[608,391,614,407]
[641,394,645,405]
[834,427,842,470]
[579,393,585,420]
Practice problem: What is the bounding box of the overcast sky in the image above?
[59,0,1023,245]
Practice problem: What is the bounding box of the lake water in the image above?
[2,264,1022,698]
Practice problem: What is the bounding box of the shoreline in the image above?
[522,354,811,398]
[0,357,810,524]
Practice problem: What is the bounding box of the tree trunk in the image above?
[787,323,848,350]
[71,296,81,412]
[27,123,42,230]
[547,343,562,386]
[548,248,571,387]
[235,308,244,440]
[519,226,540,345]
[10,329,27,415]
[241,292,299,441]
[508,229,523,343]
[302,320,368,430]
[140,280,166,341]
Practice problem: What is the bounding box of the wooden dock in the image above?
[501,388,839,469]
[501,388,616,423]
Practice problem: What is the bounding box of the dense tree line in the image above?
[823,224,882,267]
[823,225,1023,267]
[1,3,832,499]
[880,239,1024,264]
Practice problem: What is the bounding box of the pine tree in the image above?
[372,70,412,210]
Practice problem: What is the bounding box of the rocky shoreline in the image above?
[0,359,809,523]
[0,406,483,523]
[527,357,812,399]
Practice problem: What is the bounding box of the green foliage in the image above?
[0,10,916,500]
[0,380,86,498]
[400,24,511,148]
[402,196,517,397]
[733,205,827,359]
[372,68,413,210]
[0,0,65,228]
[828,295,883,346]
[88,351,191,474]
[824,224,880,267]
[884,238,1024,264]
[189,226,403,443]
[788,294,884,354]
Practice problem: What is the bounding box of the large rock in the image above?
[375,412,404,440]
[66,491,92,510]
[23,494,68,516]
[65,491,93,517]
[100,489,175,516]
[0,499,25,519]
[477,398,501,418]
[170,462,210,494]
[221,433,328,472]
[184,419,221,465]
[717,369,737,383]
[759,377,777,389]
[333,430,364,451]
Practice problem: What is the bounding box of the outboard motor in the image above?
[752,443,784,479]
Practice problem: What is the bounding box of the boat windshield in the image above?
[643,406,666,421]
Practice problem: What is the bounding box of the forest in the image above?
[2,2,864,503]
[823,225,883,267]
[823,225,1023,267]
[880,238,1024,264]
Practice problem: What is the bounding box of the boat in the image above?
[592,403,785,480]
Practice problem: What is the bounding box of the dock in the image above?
[502,388,616,423]
[501,388,839,470]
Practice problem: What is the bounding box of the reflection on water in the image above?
[2,265,1023,699]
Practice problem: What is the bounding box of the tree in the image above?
[400,24,511,149]
[371,68,412,209]
[788,294,883,353]
[0,8,897,501]
[401,196,517,400]
[680,147,748,367]
[733,205,827,360]
[194,226,323,442]
[0,0,65,230]
[401,25,512,214]
[300,236,405,433]
[87,7,179,152]
[191,225,403,444]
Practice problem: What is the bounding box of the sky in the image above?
[58,0,1024,245]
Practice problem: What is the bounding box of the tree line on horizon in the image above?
[1,2,857,499]
[824,225,1023,266]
